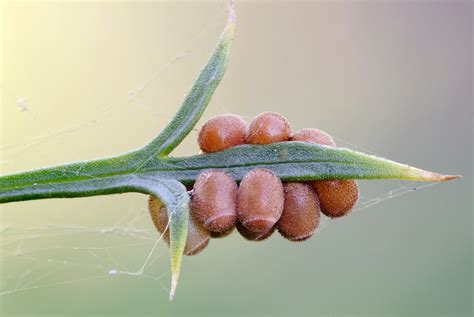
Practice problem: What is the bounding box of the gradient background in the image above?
[1,1,472,316]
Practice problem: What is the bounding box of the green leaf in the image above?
[155,142,460,184]
[132,177,189,301]
[0,142,459,204]
[140,2,236,158]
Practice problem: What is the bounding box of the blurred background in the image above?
[1,1,472,316]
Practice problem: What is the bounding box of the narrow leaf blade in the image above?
[0,142,459,205]
[142,3,236,157]
[157,142,461,183]
[131,177,189,301]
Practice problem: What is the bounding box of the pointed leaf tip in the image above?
[430,174,462,182]
[138,178,189,302]
[228,1,236,25]
[407,166,462,182]
[167,200,188,302]
[445,175,462,181]
[169,275,178,301]
[223,1,236,42]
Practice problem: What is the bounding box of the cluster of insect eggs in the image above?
[148,112,359,256]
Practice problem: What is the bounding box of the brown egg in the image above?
[149,196,169,241]
[291,128,336,147]
[312,180,359,218]
[277,182,321,242]
[291,128,359,218]
[148,196,210,256]
[236,221,275,241]
[191,170,238,233]
[198,114,247,153]
[246,112,291,144]
[237,169,284,232]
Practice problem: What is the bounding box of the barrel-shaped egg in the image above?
[237,169,284,232]
[312,180,359,218]
[246,112,291,145]
[198,114,247,153]
[291,128,336,147]
[191,170,238,233]
[277,182,321,241]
